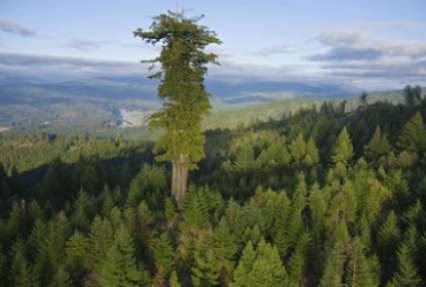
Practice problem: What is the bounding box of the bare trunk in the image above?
[171,154,188,206]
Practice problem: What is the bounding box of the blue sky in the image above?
[1,0,426,89]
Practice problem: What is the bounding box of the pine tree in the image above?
[378,211,401,281]
[233,143,257,171]
[87,216,114,272]
[364,126,391,161]
[319,222,349,287]
[50,266,72,287]
[288,232,311,286]
[212,218,238,285]
[169,271,182,287]
[191,231,220,287]
[72,189,92,232]
[65,231,89,272]
[248,240,288,287]
[304,137,320,167]
[135,11,221,204]
[289,133,307,164]
[331,127,353,165]
[99,225,145,287]
[231,241,256,287]
[390,242,421,287]
[308,183,326,243]
[151,232,175,277]
[10,239,33,287]
[397,112,426,153]
[346,237,380,287]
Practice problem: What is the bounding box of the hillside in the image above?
[0,76,408,139]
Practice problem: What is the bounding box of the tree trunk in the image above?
[171,154,188,206]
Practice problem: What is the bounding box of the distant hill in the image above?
[0,75,408,139]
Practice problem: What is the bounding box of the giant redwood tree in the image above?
[134,12,221,204]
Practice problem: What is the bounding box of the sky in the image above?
[0,0,426,90]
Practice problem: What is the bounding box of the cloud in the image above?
[305,31,426,89]
[0,52,151,81]
[65,39,111,51]
[256,45,288,56]
[311,31,426,61]
[0,19,37,37]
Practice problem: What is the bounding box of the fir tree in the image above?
[319,222,349,287]
[87,216,114,272]
[397,112,426,153]
[151,232,175,277]
[390,242,421,287]
[50,266,72,287]
[288,232,311,286]
[378,211,401,282]
[169,271,182,287]
[289,133,307,164]
[331,127,353,165]
[212,218,238,285]
[364,126,391,161]
[99,225,145,287]
[248,240,288,287]
[304,137,320,167]
[346,237,380,287]
[231,241,256,287]
[10,239,33,287]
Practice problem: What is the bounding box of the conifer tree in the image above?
[364,126,391,161]
[191,231,220,287]
[135,11,221,204]
[50,266,72,287]
[65,231,89,275]
[233,142,257,171]
[397,112,426,153]
[289,133,307,164]
[99,225,145,287]
[248,240,288,287]
[151,232,175,277]
[169,271,182,287]
[346,237,380,287]
[389,241,421,287]
[304,137,320,167]
[87,216,114,272]
[288,232,311,286]
[212,218,238,285]
[378,211,401,282]
[287,173,307,249]
[331,127,353,165]
[308,183,326,243]
[231,241,256,287]
[319,222,349,287]
[10,239,33,287]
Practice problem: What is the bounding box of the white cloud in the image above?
[0,19,37,37]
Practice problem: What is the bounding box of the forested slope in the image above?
[0,94,425,286]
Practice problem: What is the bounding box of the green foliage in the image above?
[390,241,421,287]
[98,225,146,287]
[10,239,33,287]
[364,126,391,161]
[331,127,353,165]
[0,84,426,286]
[150,232,175,276]
[134,12,221,169]
[397,112,426,153]
[346,237,380,287]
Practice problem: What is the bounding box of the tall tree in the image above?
[134,12,221,204]
[331,127,353,165]
[98,225,146,287]
[396,112,426,153]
